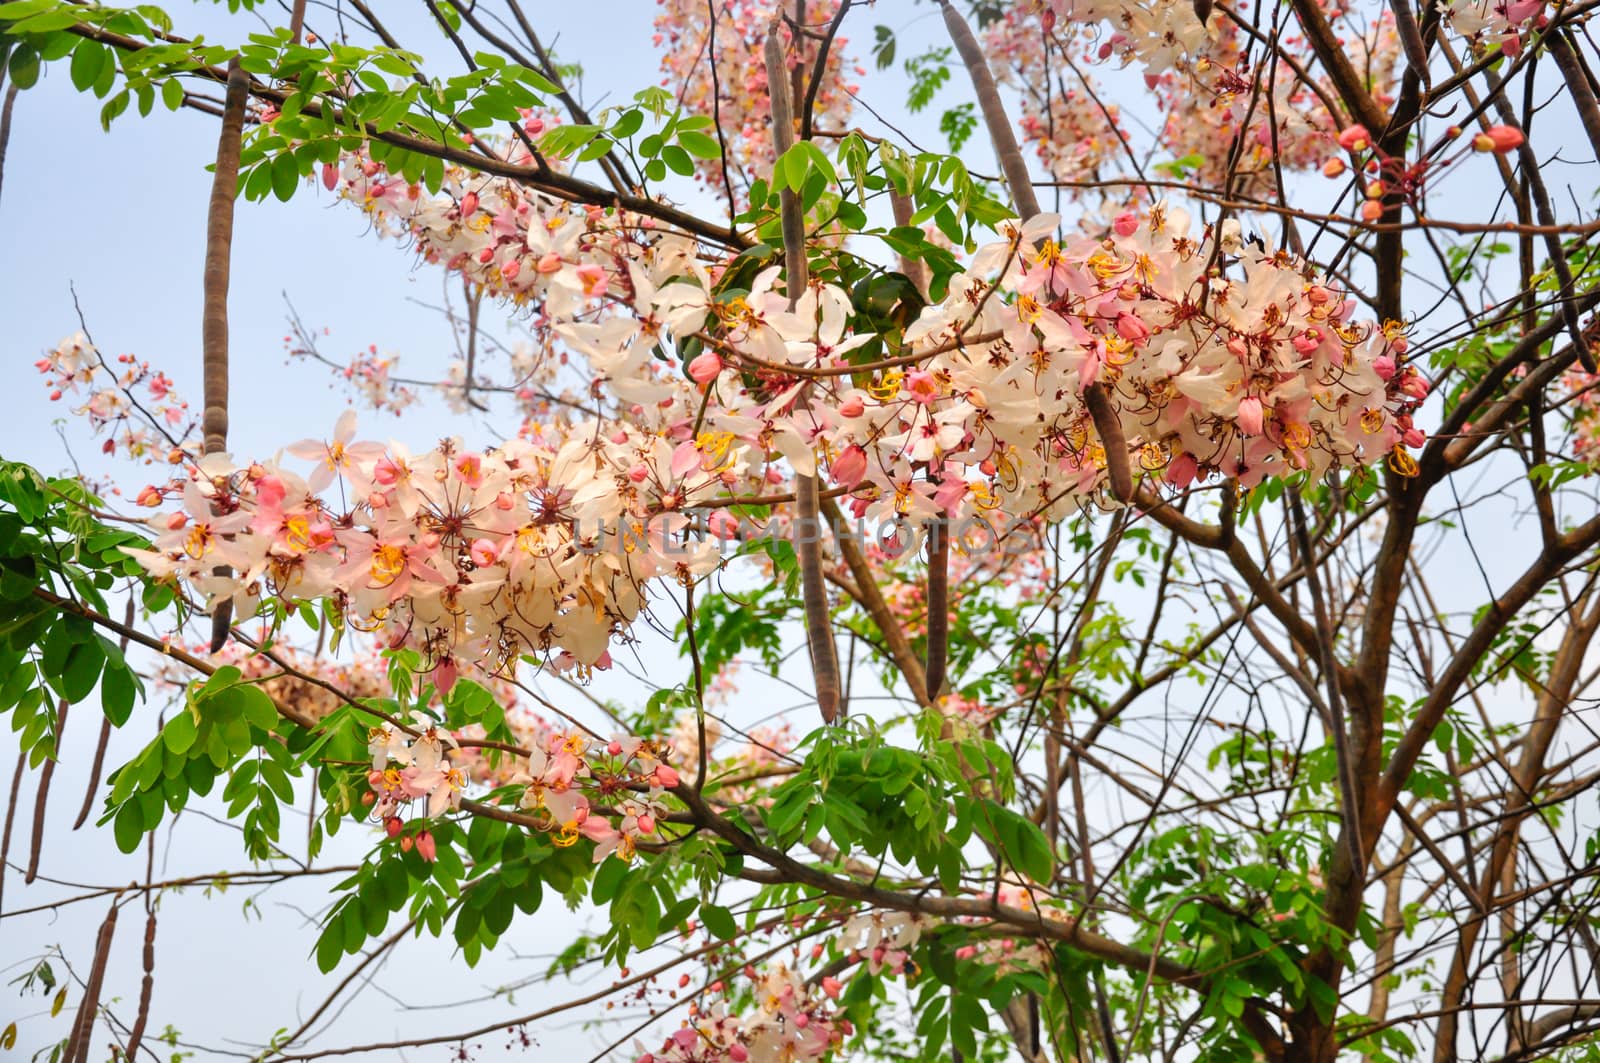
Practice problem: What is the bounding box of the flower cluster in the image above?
[639,963,847,1063]
[35,332,195,464]
[981,0,1401,201]
[126,406,735,673]
[652,0,859,189]
[512,730,678,862]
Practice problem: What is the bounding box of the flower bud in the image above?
[1472,124,1524,153]
[687,351,724,385]
[1337,125,1371,152]
[830,444,869,489]
[385,816,403,838]
[1322,157,1347,178]
[1113,212,1140,237]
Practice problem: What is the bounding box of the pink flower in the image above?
[904,370,940,405]
[1237,396,1265,436]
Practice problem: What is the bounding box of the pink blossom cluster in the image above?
[638,962,847,1063]
[367,719,678,864]
[1438,0,1547,55]
[981,1,1401,200]
[511,729,678,862]
[1562,366,1600,467]
[123,199,1425,682]
[285,332,420,416]
[651,0,859,189]
[123,408,729,679]
[35,332,194,464]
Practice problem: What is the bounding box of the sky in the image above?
[1,1,1595,1060]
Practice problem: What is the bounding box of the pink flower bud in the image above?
[166,512,188,531]
[1113,212,1140,237]
[838,394,865,418]
[1472,124,1524,153]
[321,162,339,191]
[1337,124,1371,152]
[1402,427,1426,448]
[654,764,680,788]
[628,463,650,483]
[1114,311,1151,345]
[1373,354,1397,380]
[1360,200,1384,223]
[416,830,437,862]
[501,258,522,281]
[687,351,723,385]
[728,1046,749,1063]
[1164,452,1199,489]
[537,252,563,273]
[136,485,162,507]
[1292,330,1322,355]
[524,116,545,135]
[460,191,478,216]
[830,444,869,489]
[1237,396,1265,436]
[1322,157,1347,178]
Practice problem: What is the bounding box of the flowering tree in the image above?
[3,0,1600,1060]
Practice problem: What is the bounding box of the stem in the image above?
[203,57,248,653]
[765,19,841,724]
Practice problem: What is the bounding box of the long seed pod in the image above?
[924,520,950,700]
[764,21,841,725]
[0,751,24,916]
[0,83,18,206]
[74,598,131,830]
[203,58,249,653]
[288,0,308,45]
[1084,383,1134,503]
[939,0,1041,220]
[24,699,67,884]
[123,837,158,1062]
[65,897,119,1063]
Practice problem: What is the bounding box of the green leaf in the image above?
[271,152,300,202]
[69,40,108,92]
[677,130,721,160]
[700,903,737,940]
[113,800,144,853]
[162,710,197,755]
